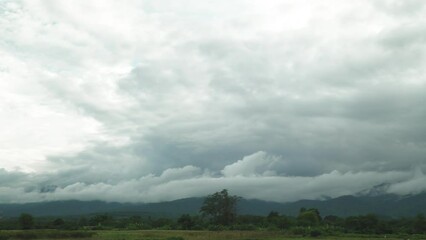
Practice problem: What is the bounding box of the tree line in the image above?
[1,189,425,237]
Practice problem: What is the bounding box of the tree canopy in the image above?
[200,189,240,226]
[18,213,34,230]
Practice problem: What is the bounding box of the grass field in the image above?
[95,230,391,240]
[1,230,421,240]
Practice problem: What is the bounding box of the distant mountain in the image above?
[1,192,425,218]
[355,183,391,197]
[0,198,204,218]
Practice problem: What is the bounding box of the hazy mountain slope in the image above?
[1,193,425,218]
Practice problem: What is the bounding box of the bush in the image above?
[18,214,34,230]
[3,230,96,239]
[14,232,38,239]
[0,233,11,240]
[290,227,309,236]
[48,231,96,239]
[231,224,257,231]
[266,225,280,231]
[157,225,173,230]
[166,237,184,240]
[207,225,227,231]
[310,230,322,237]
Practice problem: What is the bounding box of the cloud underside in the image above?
[1,0,426,203]
[1,151,425,204]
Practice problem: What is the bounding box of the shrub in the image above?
[0,233,11,240]
[48,231,96,239]
[14,232,38,239]
[310,230,322,237]
[166,237,184,240]
[3,230,96,239]
[231,224,257,231]
[290,227,309,236]
[207,225,227,231]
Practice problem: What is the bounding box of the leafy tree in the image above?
[200,189,240,226]
[323,215,340,225]
[267,211,280,222]
[177,214,195,230]
[151,218,175,229]
[344,214,378,234]
[360,214,379,233]
[297,208,321,227]
[89,214,113,227]
[52,218,65,229]
[78,217,88,227]
[237,215,266,228]
[128,216,142,224]
[121,215,143,229]
[413,214,426,234]
[18,213,34,230]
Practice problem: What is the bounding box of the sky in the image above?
[0,0,426,204]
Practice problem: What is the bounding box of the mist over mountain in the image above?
[1,192,425,218]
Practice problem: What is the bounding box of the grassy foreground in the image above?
[95,230,415,240]
[1,230,421,240]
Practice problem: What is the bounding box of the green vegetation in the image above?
[0,230,425,240]
[200,189,239,226]
[18,214,34,230]
[0,230,95,240]
[1,190,426,239]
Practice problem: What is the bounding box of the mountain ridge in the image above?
[1,192,425,218]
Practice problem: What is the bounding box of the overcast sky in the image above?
[1,0,426,204]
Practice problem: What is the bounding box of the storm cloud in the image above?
[1,0,426,203]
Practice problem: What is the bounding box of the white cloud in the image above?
[387,168,426,195]
[1,0,426,202]
[160,165,203,181]
[0,53,105,172]
[0,152,425,204]
[221,151,281,177]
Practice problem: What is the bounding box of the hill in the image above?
[1,192,425,218]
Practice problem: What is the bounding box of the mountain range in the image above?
[1,192,425,218]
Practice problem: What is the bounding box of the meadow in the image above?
[1,230,424,240]
[95,230,421,240]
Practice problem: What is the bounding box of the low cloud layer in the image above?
[1,0,426,203]
[0,152,425,204]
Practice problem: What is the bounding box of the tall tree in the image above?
[297,208,321,227]
[18,213,34,230]
[200,189,239,226]
[177,214,195,230]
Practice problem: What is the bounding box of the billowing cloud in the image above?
[221,151,282,177]
[1,0,426,203]
[0,152,424,203]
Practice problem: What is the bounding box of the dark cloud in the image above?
[0,160,425,204]
[1,0,426,203]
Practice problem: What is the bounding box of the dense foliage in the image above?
[1,211,425,236]
[0,230,95,240]
[200,189,239,225]
[1,190,425,237]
